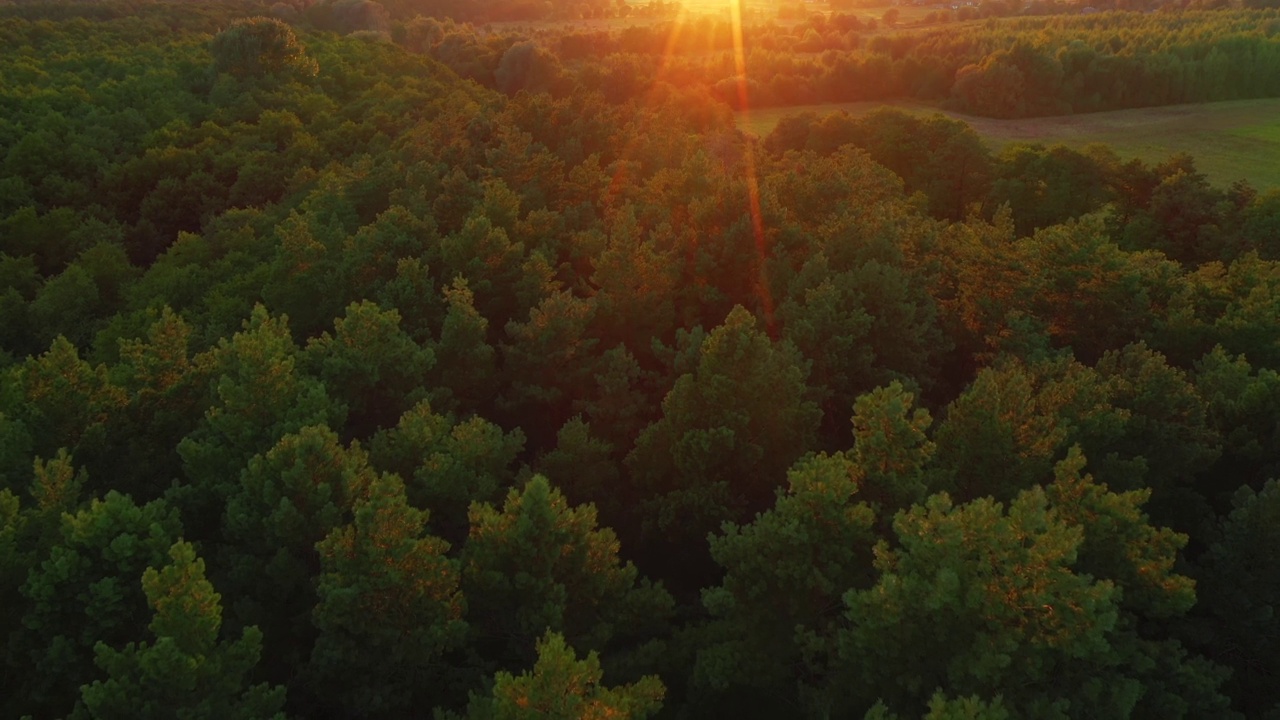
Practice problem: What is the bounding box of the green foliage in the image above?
[0,409,34,491]
[29,449,87,519]
[30,265,102,349]
[1192,347,1280,489]
[110,307,209,501]
[220,425,376,675]
[1192,480,1280,715]
[72,541,286,720]
[2,7,1278,717]
[1159,252,1280,369]
[16,491,183,718]
[495,41,562,96]
[441,214,529,332]
[534,416,622,524]
[1045,448,1194,620]
[369,399,524,542]
[698,453,877,715]
[865,692,1011,720]
[627,306,821,544]
[837,490,1125,717]
[0,489,25,689]
[174,305,344,541]
[933,362,1066,502]
[1087,342,1220,528]
[0,451,87,716]
[934,349,1221,531]
[432,277,499,415]
[587,205,680,356]
[262,211,359,338]
[6,336,128,472]
[303,299,434,433]
[462,476,673,667]
[850,382,937,511]
[460,631,665,720]
[210,17,317,80]
[990,144,1115,236]
[499,289,599,447]
[308,473,467,716]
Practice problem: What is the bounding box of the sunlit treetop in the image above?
[210,16,318,80]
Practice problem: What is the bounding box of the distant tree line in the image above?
[401,8,1280,118]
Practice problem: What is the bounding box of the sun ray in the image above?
[602,1,775,335]
[728,0,776,336]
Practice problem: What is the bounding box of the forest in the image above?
[2,0,1280,718]
[397,7,1280,116]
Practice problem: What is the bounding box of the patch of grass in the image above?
[738,99,1280,189]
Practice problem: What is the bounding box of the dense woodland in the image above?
[3,1,1280,719]
[402,8,1280,116]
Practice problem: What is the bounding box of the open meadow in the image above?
[739,98,1280,189]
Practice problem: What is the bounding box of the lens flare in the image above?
[729,0,776,336]
[606,1,775,335]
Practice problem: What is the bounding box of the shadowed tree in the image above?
[303,300,434,436]
[29,264,101,350]
[534,416,625,528]
[439,214,529,333]
[368,399,524,544]
[15,492,183,718]
[626,306,821,552]
[835,455,1234,719]
[849,382,937,513]
[6,336,128,480]
[430,277,499,417]
[989,144,1115,236]
[932,362,1065,503]
[1045,448,1194,621]
[0,451,86,718]
[0,409,33,494]
[1192,347,1280,494]
[210,17,318,80]
[220,425,377,679]
[71,541,286,720]
[462,476,673,670]
[494,41,563,96]
[499,289,599,449]
[174,306,345,544]
[1191,480,1280,717]
[1085,342,1220,530]
[307,473,467,716]
[111,307,211,502]
[458,632,665,720]
[697,453,878,717]
[865,693,1011,720]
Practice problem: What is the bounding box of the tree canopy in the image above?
[2,2,1279,717]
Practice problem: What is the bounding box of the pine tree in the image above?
[17,491,182,718]
[73,541,286,720]
[626,306,821,546]
[699,453,878,716]
[307,473,467,716]
[461,632,665,720]
[462,476,672,669]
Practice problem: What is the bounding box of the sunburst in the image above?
[606,0,775,333]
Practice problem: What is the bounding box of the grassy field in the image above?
[737,99,1280,189]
